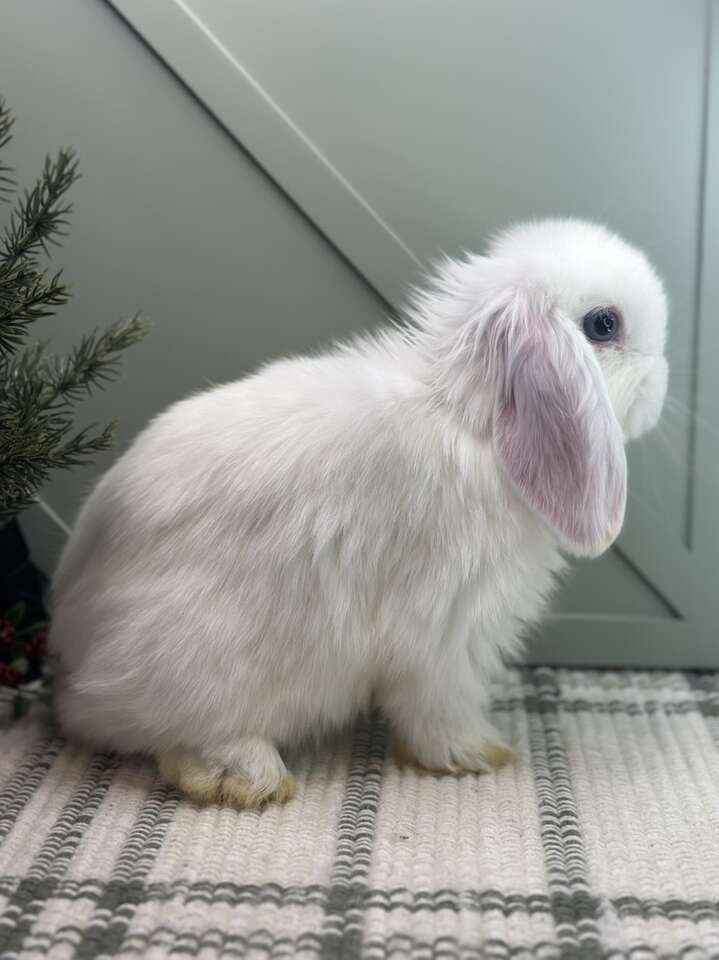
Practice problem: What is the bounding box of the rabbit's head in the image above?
[412,218,668,558]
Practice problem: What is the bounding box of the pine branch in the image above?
[44,314,150,405]
[0,422,117,519]
[0,372,119,519]
[0,314,150,419]
[0,98,15,200]
[0,97,151,522]
[0,270,70,354]
[0,149,79,277]
[51,421,117,466]
[0,421,116,520]
[0,314,149,517]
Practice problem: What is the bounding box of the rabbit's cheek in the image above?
[624,355,668,440]
[600,357,637,434]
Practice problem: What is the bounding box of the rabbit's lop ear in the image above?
[490,290,627,557]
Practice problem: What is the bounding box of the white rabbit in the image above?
[49,219,668,808]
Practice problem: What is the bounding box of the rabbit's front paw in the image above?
[461,740,514,771]
[393,735,513,774]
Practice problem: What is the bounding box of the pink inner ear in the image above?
[494,320,627,558]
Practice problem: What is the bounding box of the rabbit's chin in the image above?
[623,356,668,441]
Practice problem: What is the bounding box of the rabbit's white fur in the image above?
[50,219,668,807]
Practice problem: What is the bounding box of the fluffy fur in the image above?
[49,219,668,807]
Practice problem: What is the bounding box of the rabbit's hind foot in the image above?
[157,737,295,809]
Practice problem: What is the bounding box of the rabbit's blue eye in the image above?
[583,306,620,343]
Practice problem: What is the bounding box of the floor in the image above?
[1,667,718,959]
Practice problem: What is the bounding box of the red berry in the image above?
[0,663,19,688]
[25,632,47,659]
[0,620,16,647]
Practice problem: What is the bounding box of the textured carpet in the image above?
[1,667,719,960]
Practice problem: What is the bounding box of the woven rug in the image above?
[1,667,719,960]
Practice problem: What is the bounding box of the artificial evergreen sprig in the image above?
[0,271,70,353]
[1,314,149,518]
[0,147,79,275]
[0,96,149,521]
[0,99,15,199]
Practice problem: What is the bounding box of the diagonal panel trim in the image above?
[694,2,719,568]
[104,0,423,309]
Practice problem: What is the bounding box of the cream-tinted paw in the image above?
[158,751,223,804]
[473,742,514,770]
[449,740,514,773]
[157,750,295,809]
[392,737,514,775]
[219,770,297,809]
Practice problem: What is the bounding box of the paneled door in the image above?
[105,0,719,665]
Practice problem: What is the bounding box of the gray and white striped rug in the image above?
[1,667,719,960]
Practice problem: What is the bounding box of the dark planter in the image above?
[0,518,49,686]
[0,518,49,614]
